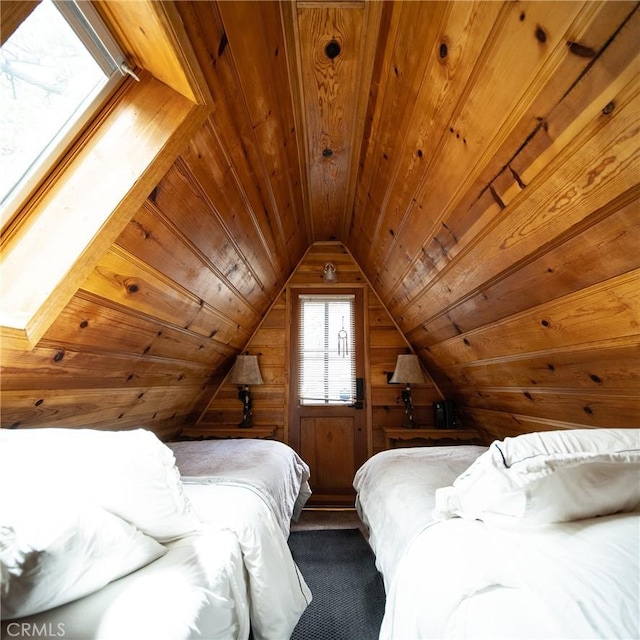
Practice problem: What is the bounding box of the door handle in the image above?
[350,377,364,409]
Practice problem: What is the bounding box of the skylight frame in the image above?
[0,0,133,234]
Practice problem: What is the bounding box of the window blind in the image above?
[298,294,356,405]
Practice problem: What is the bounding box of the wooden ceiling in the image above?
[2,0,638,440]
[176,0,640,281]
[175,0,640,323]
[168,0,640,436]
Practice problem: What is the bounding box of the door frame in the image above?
[287,286,369,470]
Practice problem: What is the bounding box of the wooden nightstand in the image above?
[383,427,481,449]
[181,426,277,440]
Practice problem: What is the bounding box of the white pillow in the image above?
[0,501,166,619]
[0,428,200,542]
[434,428,640,525]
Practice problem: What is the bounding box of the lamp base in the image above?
[401,416,418,429]
[238,411,253,428]
[400,387,417,428]
[238,386,253,428]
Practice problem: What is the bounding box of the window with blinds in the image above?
[297,294,356,405]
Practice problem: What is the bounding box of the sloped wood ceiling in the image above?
[1,0,638,441]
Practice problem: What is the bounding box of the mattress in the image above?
[167,438,312,536]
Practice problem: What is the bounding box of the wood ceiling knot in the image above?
[325,40,341,59]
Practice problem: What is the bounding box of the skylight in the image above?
[0,0,130,231]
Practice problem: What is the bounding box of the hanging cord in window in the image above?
[338,316,348,357]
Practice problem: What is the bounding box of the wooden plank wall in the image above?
[190,243,442,454]
[345,1,640,440]
[0,0,310,439]
[0,114,308,439]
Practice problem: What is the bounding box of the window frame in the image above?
[0,0,132,233]
[0,0,212,349]
[296,293,357,406]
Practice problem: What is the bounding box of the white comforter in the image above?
[353,446,486,589]
[381,512,640,639]
[168,439,313,640]
[168,438,312,536]
[1,529,250,640]
[184,483,311,640]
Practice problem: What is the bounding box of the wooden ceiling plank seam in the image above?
[254,0,310,253]
[113,226,264,329]
[393,70,640,333]
[459,406,610,435]
[215,0,296,270]
[181,121,285,286]
[149,161,279,303]
[422,356,640,403]
[380,1,632,308]
[346,0,395,249]
[375,0,590,300]
[222,0,307,253]
[174,0,297,277]
[159,157,275,296]
[434,340,640,393]
[1,386,204,430]
[32,339,224,371]
[94,244,257,338]
[339,0,385,242]
[403,3,639,305]
[405,182,640,343]
[422,270,640,366]
[460,389,640,428]
[348,0,410,256]
[415,192,640,346]
[71,290,240,357]
[357,1,456,269]
[139,192,268,320]
[422,334,640,371]
[2,345,217,392]
[456,386,638,399]
[279,0,315,242]
[365,1,523,280]
[357,0,510,277]
[474,2,640,211]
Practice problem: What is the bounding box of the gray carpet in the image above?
[288,528,386,640]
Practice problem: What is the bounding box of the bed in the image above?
[0,428,312,640]
[167,438,313,639]
[166,437,312,537]
[354,429,640,639]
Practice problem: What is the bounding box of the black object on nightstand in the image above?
[434,400,456,429]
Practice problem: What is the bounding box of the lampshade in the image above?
[389,354,425,385]
[228,355,264,385]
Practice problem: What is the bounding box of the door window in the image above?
[297,294,356,405]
